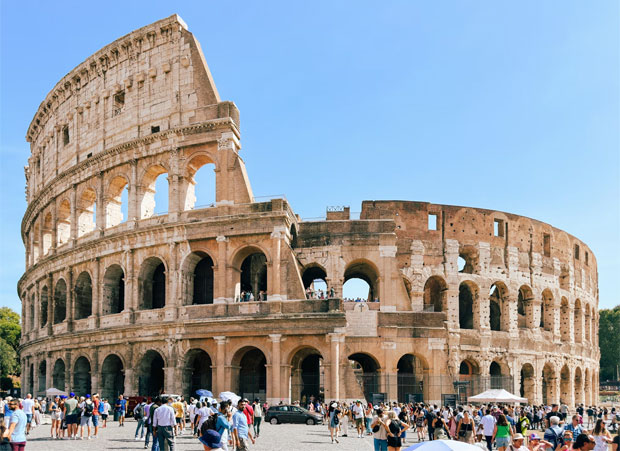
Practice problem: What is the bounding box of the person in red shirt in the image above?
[242,398,254,427]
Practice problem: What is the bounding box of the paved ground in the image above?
[22,417,384,450]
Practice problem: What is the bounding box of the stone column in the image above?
[70,184,77,244]
[214,336,227,395]
[47,274,54,335]
[214,236,229,303]
[45,354,52,394]
[64,352,72,393]
[268,334,282,403]
[328,333,343,400]
[32,356,39,396]
[93,257,101,327]
[96,172,105,236]
[445,287,460,329]
[125,249,137,321]
[66,267,74,331]
[124,344,135,395]
[128,159,139,224]
[50,204,57,255]
[269,227,285,300]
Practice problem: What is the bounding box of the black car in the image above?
[265,405,323,425]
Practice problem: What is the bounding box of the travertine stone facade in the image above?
[19,15,599,406]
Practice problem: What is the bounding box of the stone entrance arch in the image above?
[348,353,380,402]
[183,349,212,399]
[73,356,92,396]
[459,282,478,329]
[232,347,267,401]
[344,260,379,302]
[520,363,535,402]
[139,257,166,310]
[423,276,447,313]
[53,279,67,324]
[238,250,267,301]
[182,252,214,305]
[542,363,556,405]
[52,359,65,391]
[396,354,427,403]
[138,350,165,397]
[74,271,93,320]
[103,264,125,315]
[101,354,124,401]
[290,347,324,404]
[38,360,46,393]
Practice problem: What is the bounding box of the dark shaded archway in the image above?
[240,253,267,300]
[183,349,212,399]
[139,258,166,310]
[38,360,47,393]
[53,279,67,324]
[74,272,93,320]
[397,354,426,403]
[423,276,447,312]
[344,260,379,302]
[348,353,380,402]
[520,363,535,401]
[40,286,48,328]
[103,264,125,315]
[73,356,92,396]
[234,348,267,401]
[459,282,476,329]
[138,351,165,397]
[52,359,65,390]
[193,255,214,305]
[290,348,324,404]
[101,354,124,401]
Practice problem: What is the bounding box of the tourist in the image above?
[145,397,160,451]
[482,409,497,451]
[196,401,213,432]
[20,395,33,436]
[252,398,262,438]
[566,415,586,437]
[371,408,389,451]
[528,433,554,451]
[510,433,529,451]
[100,398,110,428]
[611,431,619,451]
[557,430,574,451]
[592,419,613,451]
[32,399,41,428]
[2,399,26,450]
[172,397,184,435]
[517,409,531,439]
[153,396,176,451]
[79,395,94,439]
[340,402,350,436]
[91,394,100,439]
[415,407,426,441]
[328,402,341,444]
[115,395,126,427]
[241,398,254,436]
[49,396,60,439]
[215,401,233,450]
[64,392,78,439]
[199,429,222,450]
[546,406,561,429]
[493,413,514,451]
[398,406,409,443]
[134,397,147,441]
[457,410,476,444]
[573,433,596,451]
[350,400,364,438]
[232,399,254,450]
[381,410,408,451]
[58,397,66,439]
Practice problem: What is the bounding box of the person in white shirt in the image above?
[352,401,365,438]
[21,394,35,435]
[481,409,497,451]
[153,397,176,451]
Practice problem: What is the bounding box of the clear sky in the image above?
[1,1,618,313]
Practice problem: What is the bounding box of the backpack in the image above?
[200,413,218,435]
[134,404,144,420]
[84,403,94,417]
[98,402,105,414]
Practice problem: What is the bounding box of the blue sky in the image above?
[1,1,618,312]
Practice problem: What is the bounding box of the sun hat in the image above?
[530,433,542,440]
[331,402,337,408]
[198,429,222,449]
[513,434,525,440]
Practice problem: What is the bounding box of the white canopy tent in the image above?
[45,388,67,397]
[467,389,527,404]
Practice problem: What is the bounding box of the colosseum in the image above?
[18,15,599,407]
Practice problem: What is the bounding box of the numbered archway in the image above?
[101,354,125,401]
[73,356,92,396]
[138,351,165,397]
[183,349,212,399]
[290,347,324,404]
[233,347,267,401]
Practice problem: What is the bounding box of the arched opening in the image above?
[584,368,591,406]
[29,364,34,394]
[560,365,570,405]
[193,254,214,305]
[32,223,40,264]
[541,289,554,331]
[233,347,267,401]
[542,363,555,405]
[458,282,476,329]
[289,224,298,249]
[517,285,533,329]
[101,354,124,401]
[560,297,570,340]
[584,305,591,342]
[183,349,212,399]
[29,295,34,332]
[102,264,125,315]
[73,356,91,396]
[38,360,46,393]
[184,156,216,210]
[458,359,480,401]
[302,265,328,299]
[348,353,380,402]
[42,213,53,255]
[74,271,92,320]
[458,246,478,274]
[574,299,583,343]
[239,251,267,302]
[490,361,504,389]
[77,187,97,237]
[138,350,165,397]
[489,283,507,331]
[139,257,166,310]
[397,354,426,403]
[52,359,65,390]
[423,276,447,312]
[57,199,71,246]
[40,286,48,328]
[344,260,379,302]
[575,367,583,405]
[140,165,168,219]
[520,363,535,401]
[53,279,67,324]
[290,348,324,404]
[106,176,129,228]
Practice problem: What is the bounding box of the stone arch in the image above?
[42,212,53,255]
[138,256,167,310]
[542,362,556,405]
[183,153,217,210]
[73,356,91,396]
[138,350,165,397]
[541,289,554,331]
[231,346,267,400]
[584,304,591,343]
[232,246,269,301]
[397,353,428,403]
[77,186,97,237]
[40,285,49,328]
[489,282,508,331]
[74,271,92,320]
[423,275,447,312]
[101,354,125,400]
[140,164,169,219]
[574,298,583,343]
[289,347,324,404]
[348,352,381,402]
[560,297,570,340]
[38,360,47,393]
[560,364,571,405]
[53,278,67,324]
[574,366,584,405]
[520,363,535,402]
[517,285,533,329]
[459,281,478,329]
[52,358,66,390]
[301,264,328,298]
[344,259,380,302]
[458,245,479,274]
[102,264,125,315]
[181,251,215,305]
[490,360,509,389]
[105,175,129,228]
[289,224,298,249]
[182,348,213,399]
[57,198,71,246]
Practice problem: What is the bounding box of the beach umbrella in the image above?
[404,439,486,451]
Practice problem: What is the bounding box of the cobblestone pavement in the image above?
[22,417,386,450]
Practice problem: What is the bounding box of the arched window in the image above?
[459,282,476,329]
[184,155,216,210]
[193,255,214,305]
[73,356,92,395]
[302,265,328,299]
[74,272,92,320]
[183,349,213,399]
[40,286,49,328]
[138,351,165,397]
[106,176,129,228]
[139,257,166,310]
[103,265,125,315]
[517,285,533,329]
[57,199,71,246]
[42,213,53,255]
[489,283,507,331]
[53,279,67,324]
[423,276,447,312]
[232,347,267,400]
[101,355,124,401]
[458,246,478,274]
[348,353,380,402]
[239,252,267,302]
[140,165,168,219]
[77,188,97,237]
[343,260,379,302]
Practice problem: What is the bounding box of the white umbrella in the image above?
[219,391,241,405]
[405,439,485,451]
[45,388,67,397]
[467,389,527,403]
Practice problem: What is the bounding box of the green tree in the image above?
[0,307,21,351]
[599,305,620,381]
[0,338,19,379]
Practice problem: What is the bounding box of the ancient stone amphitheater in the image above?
[19,15,599,406]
